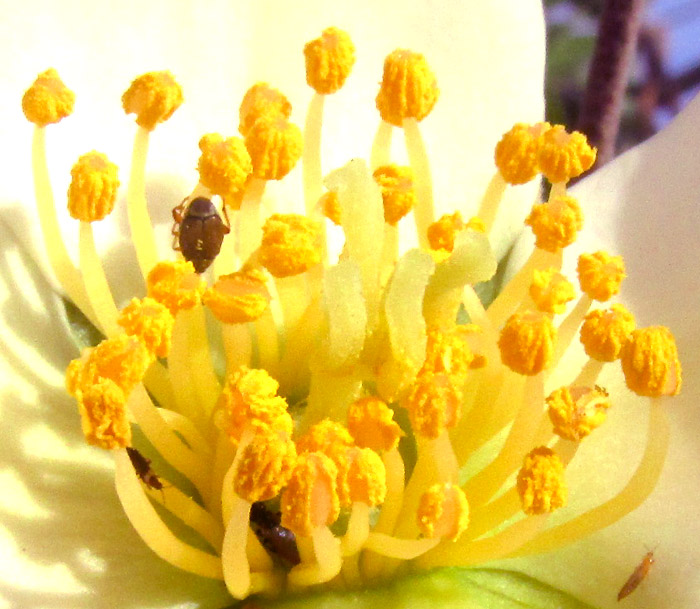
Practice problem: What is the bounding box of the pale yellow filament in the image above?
[476,173,507,233]
[222,496,253,599]
[403,118,434,248]
[238,178,266,263]
[370,121,393,170]
[363,533,440,559]
[341,502,371,556]
[289,526,342,587]
[303,93,325,214]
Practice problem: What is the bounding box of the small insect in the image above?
[249,501,301,566]
[172,196,231,273]
[126,446,164,491]
[617,550,655,601]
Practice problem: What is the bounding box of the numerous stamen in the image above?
[22,25,681,603]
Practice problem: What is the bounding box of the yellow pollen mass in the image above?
[233,428,297,502]
[296,419,355,462]
[218,366,293,442]
[67,151,119,222]
[372,164,417,225]
[529,268,576,315]
[22,68,75,127]
[404,372,463,439]
[244,115,303,181]
[428,212,464,252]
[494,122,550,185]
[238,82,292,137]
[197,133,253,209]
[347,396,403,453]
[259,213,322,278]
[547,385,611,442]
[498,311,556,376]
[525,195,584,253]
[203,269,270,324]
[416,483,469,541]
[517,446,567,515]
[580,304,636,361]
[620,326,682,397]
[280,452,340,537]
[304,27,356,95]
[117,297,175,358]
[537,125,596,184]
[146,260,205,315]
[121,71,183,131]
[577,251,626,302]
[375,49,439,127]
[343,448,386,506]
[78,378,131,450]
[319,190,341,225]
[421,326,474,380]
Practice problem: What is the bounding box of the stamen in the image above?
[245,116,303,181]
[580,304,636,361]
[202,269,270,324]
[525,195,584,253]
[516,446,568,515]
[146,260,206,315]
[621,326,682,397]
[117,297,174,358]
[347,397,403,453]
[373,164,417,226]
[238,83,292,138]
[577,251,626,301]
[498,311,556,376]
[121,71,184,131]
[68,151,120,222]
[494,122,550,186]
[259,213,322,278]
[77,378,130,449]
[304,27,356,95]
[417,483,469,541]
[22,68,75,127]
[197,133,252,210]
[537,125,597,184]
[529,268,575,315]
[547,385,611,441]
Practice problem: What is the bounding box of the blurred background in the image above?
[544,0,700,155]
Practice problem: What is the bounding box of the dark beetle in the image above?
[249,501,301,566]
[126,446,164,491]
[172,196,230,273]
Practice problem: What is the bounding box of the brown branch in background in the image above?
[576,0,645,168]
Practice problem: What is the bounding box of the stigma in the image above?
[24,24,681,604]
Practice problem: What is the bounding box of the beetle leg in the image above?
[221,203,232,234]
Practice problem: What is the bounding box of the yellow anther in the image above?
[117,297,175,358]
[529,268,576,315]
[465,216,486,233]
[146,260,205,315]
[547,385,611,441]
[343,448,386,506]
[296,419,355,463]
[197,133,252,209]
[22,68,75,127]
[421,326,474,380]
[580,304,636,361]
[347,396,403,453]
[78,378,131,450]
[516,446,567,515]
[498,311,556,376]
[67,151,119,222]
[404,372,463,439]
[238,82,292,138]
[121,71,183,131]
[620,326,682,397]
[319,190,341,225]
[537,124,596,184]
[417,483,469,541]
[577,251,626,302]
[244,116,303,181]
[375,49,439,127]
[218,366,293,442]
[304,27,355,95]
[259,213,322,278]
[372,164,417,225]
[202,269,270,324]
[428,212,464,252]
[280,452,340,537]
[494,122,550,185]
[233,427,297,502]
[525,195,584,253]
[65,358,84,397]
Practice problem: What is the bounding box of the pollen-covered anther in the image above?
[547,385,611,441]
[577,251,626,302]
[517,446,567,515]
[494,122,550,185]
[67,151,119,222]
[146,260,205,315]
[498,311,556,376]
[620,326,682,397]
[296,419,355,464]
[202,268,270,324]
[427,211,464,252]
[405,372,463,439]
[525,195,583,253]
[537,124,596,183]
[117,297,175,358]
[580,304,636,361]
[218,366,293,442]
[304,27,355,95]
[347,396,403,453]
[422,326,474,379]
[233,427,297,502]
[372,164,417,225]
[259,213,322,277]
[238,82,292,137]
[529,268,576,315]
[22,68,75,127]
[417,483,469,541]
[244,115,303,181]
[197,133,253,209]
[121,71,183,131]
[78,378,131,450]
[319,190,341,225]
[375,49,439,127]
[280,452,340,537]
[342,447,387,507]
